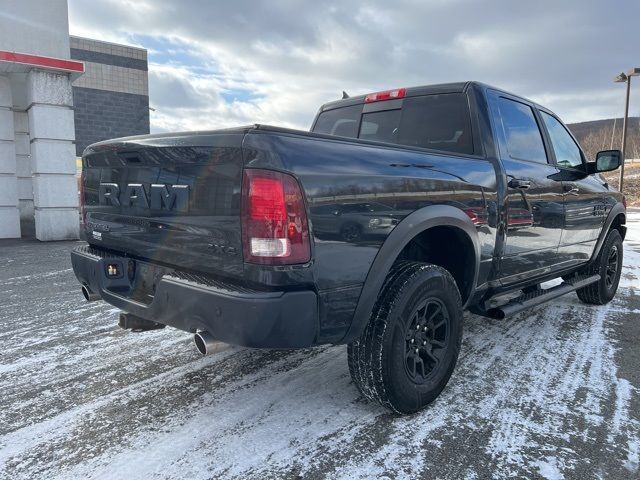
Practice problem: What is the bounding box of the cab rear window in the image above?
[312,104,362,138]
[312,93,473,155]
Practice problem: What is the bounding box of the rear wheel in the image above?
[347,262,463,414]
[575,229,623,305]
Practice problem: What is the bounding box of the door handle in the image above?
[508,178,531,189]
[563,184,580,195]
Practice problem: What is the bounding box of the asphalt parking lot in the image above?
[1,212,639,479]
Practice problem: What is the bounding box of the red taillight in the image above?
[364,88,406,103]
[464,209,479,224]
[249,177,287,222]
[463,207,488,226]
[622,195,627,208]
[241,169,311,265]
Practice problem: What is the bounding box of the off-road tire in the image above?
[347,261,463,414]
[575,229,623,305]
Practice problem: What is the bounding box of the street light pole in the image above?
[620,75,631,192]
[614,67,640,193]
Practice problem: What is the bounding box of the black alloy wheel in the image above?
[576,228,623,305]
[347,262,463,414]
[404,298,449,384]
[605,245,619,289]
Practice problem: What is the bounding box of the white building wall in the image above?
[0,0,71,59]
[0,1,81,240]
[27,70,78,241]
[14,111,33,221]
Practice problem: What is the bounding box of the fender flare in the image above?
[590,203,626,262]
[340,204,481,345]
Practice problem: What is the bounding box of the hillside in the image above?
[565,118,640,205]
[566,117,640,164]
[601,162,640,206]
[567,117,640,142]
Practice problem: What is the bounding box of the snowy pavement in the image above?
[1,213,640,479]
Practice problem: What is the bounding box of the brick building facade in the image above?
[70,36,150,156]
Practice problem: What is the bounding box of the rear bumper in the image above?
[70,245,318,348]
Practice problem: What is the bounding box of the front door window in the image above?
[539,112,583,169]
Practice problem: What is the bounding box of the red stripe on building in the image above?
[0,51,84,73]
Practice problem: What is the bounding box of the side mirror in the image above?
[592,150,622,173]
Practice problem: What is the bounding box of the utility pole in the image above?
[614,68,639,192]
[620,76,631,191]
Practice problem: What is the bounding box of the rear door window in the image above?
[496,97,548,164]
[397,94,473,154]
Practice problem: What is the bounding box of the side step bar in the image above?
[484,274,600,320]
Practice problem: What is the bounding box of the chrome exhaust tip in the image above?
[81,285,100,302]
[194,331,217,355]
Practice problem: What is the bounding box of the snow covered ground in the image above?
[1,213,639,479]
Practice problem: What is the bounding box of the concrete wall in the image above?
[0,1,80,239]
[14,110,33,223]
[27,70,78,241]
[0,0,70,59]
[0,75,20,238]
[9,76,35,230]
[0,6,150,239]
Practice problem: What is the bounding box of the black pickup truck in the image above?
[71,81,626,414]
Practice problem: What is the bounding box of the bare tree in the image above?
[580,126,616,161]
[575,120,640,162]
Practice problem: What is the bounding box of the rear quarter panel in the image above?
[243,130,498,341]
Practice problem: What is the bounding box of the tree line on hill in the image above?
[568,117,640,162]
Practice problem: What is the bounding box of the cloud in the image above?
[68,0,640,133]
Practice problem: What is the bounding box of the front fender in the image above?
[340,204,481,344]
[591,203,626,262]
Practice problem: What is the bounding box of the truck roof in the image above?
[319,81,544,113]
[319,81,470,112]
[85,81,548,155]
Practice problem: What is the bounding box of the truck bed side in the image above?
[242,127,498,341]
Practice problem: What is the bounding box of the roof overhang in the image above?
[0,51,84,81]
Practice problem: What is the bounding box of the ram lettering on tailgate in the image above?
[98,183,190,212]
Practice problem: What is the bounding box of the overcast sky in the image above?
[68,0,640,134]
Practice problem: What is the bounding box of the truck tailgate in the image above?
[81,130,246,277]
